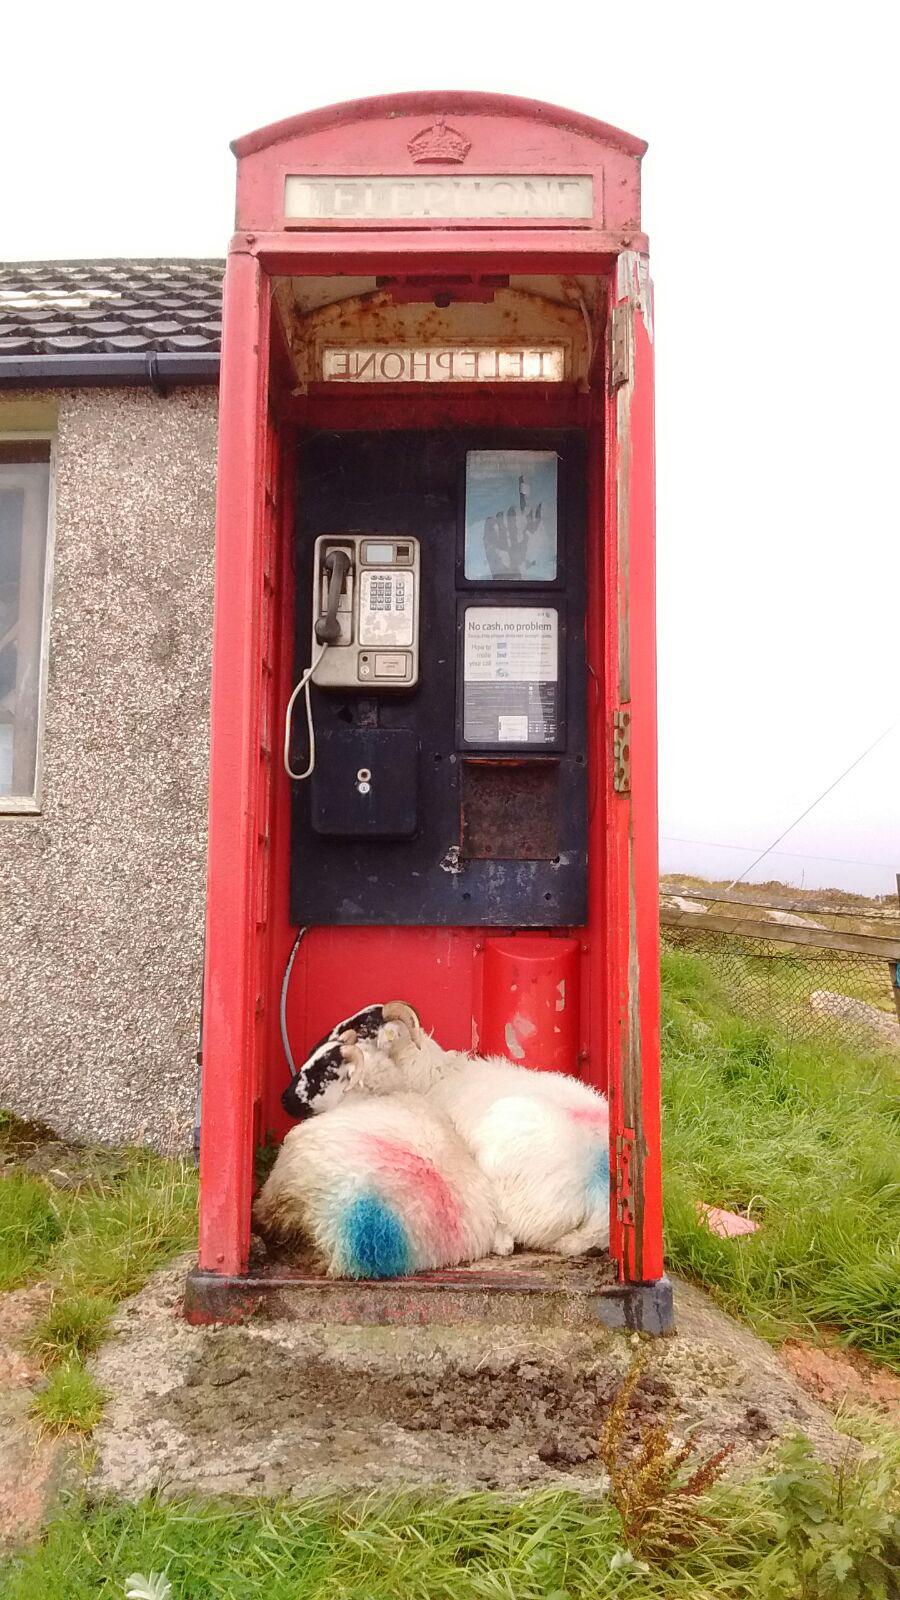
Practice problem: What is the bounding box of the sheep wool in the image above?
[339,1010,612,1256]
[254,1092,506,1278]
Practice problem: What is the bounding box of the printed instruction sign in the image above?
[462,606,559,745]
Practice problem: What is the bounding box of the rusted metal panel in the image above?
[612,708,632,793]
[460,758,560,859]
[183,1260,673,1333]
[608,303,632,391]
[275,282,589,392]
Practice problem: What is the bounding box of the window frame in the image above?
[0,430,57,815]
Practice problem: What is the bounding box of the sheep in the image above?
[256,1066,512,1279]
[290,1002,611,1257]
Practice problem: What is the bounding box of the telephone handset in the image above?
[284,535,421,781]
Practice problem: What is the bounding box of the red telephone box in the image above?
[188,93,669,1332]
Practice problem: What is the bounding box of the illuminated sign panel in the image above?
[320,346,566,383]
[285,174,594,222]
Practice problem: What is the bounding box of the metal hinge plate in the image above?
[609,304,633,391]
[615,1129,636,1224]
[613,708,632,793]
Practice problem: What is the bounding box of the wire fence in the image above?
[662,922,900,1055]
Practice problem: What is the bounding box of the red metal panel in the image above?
[269,927,482,1142]
[233,91,646,161]
[197,250,271,1277]
[252,241,631,276]
[584,398,609,1105]
[480,936,580,1071]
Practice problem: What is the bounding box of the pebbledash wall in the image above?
[0,387,218,1149]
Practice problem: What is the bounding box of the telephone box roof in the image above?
[232,91,647,160]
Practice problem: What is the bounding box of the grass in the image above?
[30,1358,105,1436]
[0,1171,65,1289]
[660,943,900,1367]
[2,1431,898,1600]
[26,1289,116,1366]
[0,1120,197,1431]
[0,1485,797,1600]
[48,1157,198,1301]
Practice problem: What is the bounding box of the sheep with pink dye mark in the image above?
[255,1079,511,1279]
[289,1002,611,1258]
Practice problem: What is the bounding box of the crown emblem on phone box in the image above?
[407,116,471,164]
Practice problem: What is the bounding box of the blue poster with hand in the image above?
[465,450,558,581]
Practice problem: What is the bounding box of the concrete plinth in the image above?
[87,1259,848,1503]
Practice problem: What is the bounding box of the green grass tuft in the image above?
[0,1172,67,1289]
[661,943,900,1367]
[26,1290,116,1366]
[30,1358,105,1436]
[51,1154,198,1300]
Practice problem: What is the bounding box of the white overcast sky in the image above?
[2,1,897,896]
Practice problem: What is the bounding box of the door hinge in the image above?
[615,1128,636,1225]
[608,304,633,392]
[613,708,632,793]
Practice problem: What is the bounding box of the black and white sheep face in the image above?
[299,1004,387,1065]
[281,1034,357,1120]
[282,1001,421,1121]
[281,1004,388,1120]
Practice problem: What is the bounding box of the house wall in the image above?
[0,386,218,1149]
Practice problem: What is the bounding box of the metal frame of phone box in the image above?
[194,92,666,1327]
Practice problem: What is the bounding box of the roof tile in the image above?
[0,259,224,360]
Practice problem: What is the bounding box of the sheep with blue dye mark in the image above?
[255,1067,512,1278]
[292,1002,611,1257]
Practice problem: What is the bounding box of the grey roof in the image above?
[0,260,224,357]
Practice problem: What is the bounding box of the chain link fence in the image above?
[662,922,900,1055]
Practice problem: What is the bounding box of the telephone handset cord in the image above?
[283,641,327,782]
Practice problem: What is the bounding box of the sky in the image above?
[2,1,897,897]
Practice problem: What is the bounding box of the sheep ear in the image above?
[382,1001,421,1037]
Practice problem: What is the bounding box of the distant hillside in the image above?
[660,874,899,939]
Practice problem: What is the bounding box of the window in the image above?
[0,439,54,809]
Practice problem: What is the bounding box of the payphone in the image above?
[309,536,421,688]
[284,537,420,784]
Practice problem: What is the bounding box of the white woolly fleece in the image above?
[254,1092,508,1278]
[347,1026,612,1255]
